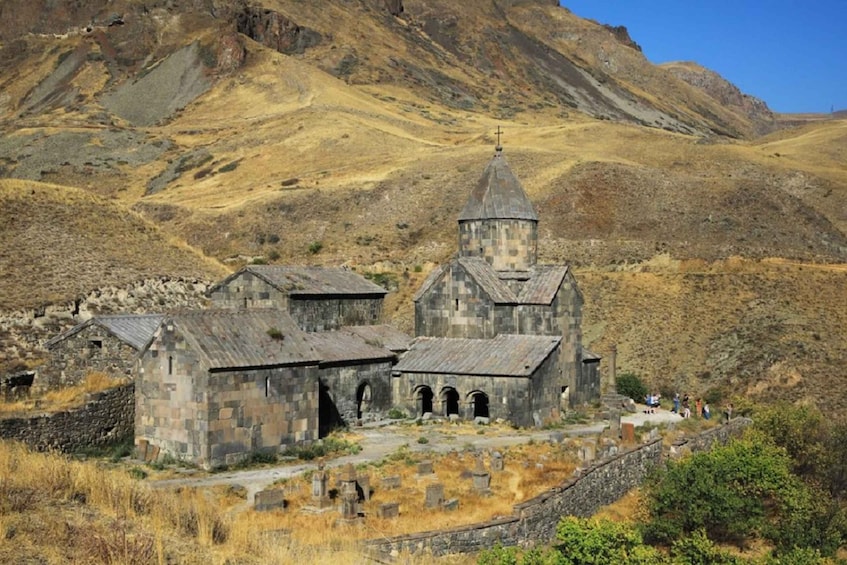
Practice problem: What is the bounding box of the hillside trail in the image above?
[148,409,682,508]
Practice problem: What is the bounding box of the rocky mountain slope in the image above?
[0,0,844,411]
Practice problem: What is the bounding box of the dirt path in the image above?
[148,410,682,504]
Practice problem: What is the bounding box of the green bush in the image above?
[387,408,406,419]
[642,438,816,549]
[616,372,648,402]
[307,241,323,254]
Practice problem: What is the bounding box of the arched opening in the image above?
[415,385,434,416]
[356,381,372,420]
[440,387,460,417]
[469,391,489,419]
[318,381,344,438]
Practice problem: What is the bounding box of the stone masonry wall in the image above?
[459,219,538,271]
[41,326,139,389]
[366,418,752,558]
[0,383,134,452]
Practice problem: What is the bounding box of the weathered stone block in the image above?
[254,489,287,512]
[377,502,400,518]
[425,483,444,509]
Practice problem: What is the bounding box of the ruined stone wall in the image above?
[459,219,537,271]
[366,418,752,558]
[319,361,392,424]
[41,326,139,388]
[0,383,134,452]
[289,296,383,332]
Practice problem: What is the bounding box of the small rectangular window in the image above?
[454,299,459,311]
[168,356,173,375]
[89,339,102,349]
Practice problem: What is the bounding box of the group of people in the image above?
[641,391,735,423]
[669,393,711,419]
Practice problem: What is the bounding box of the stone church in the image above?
[393,146,599,424]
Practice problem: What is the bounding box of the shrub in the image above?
[642,438,817,550]
[308,241,323,254]
[387,408,406,419]
[616,372,647,402]
[417,437,429,445]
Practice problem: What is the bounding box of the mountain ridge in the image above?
[0,0,844,411]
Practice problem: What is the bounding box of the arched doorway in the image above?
[415,385,434,416]
[468,391,489,419]
[318,381,344,438]
[440,387,460,418]
[356,381,372,420]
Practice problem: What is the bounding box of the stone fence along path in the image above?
[365,418,751,559]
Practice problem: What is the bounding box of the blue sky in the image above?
[559,1,846,113]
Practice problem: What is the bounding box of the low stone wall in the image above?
[0,383,134,452]
[366,418,752,558]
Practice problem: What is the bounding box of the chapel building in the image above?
[400,146,599,421]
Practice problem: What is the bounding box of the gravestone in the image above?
[135,439,148,461]
[381,475,401,489]
[254,489,286,512]
[609,409,621,438]
[417,460,434,476]
[472,457,491,494]
[621,422,636,444]
[490,451,504,472]
[425,483,444,509]
[303,462,332,512]
[578,442,596,463]
[377,502,400,518]
[357,474,371,502]
[338,464,360,523]
[443,498,459,511]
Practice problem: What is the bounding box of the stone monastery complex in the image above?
[43,146,600,469]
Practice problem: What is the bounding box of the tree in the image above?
[616,372,647,403]
[642,438,815,549]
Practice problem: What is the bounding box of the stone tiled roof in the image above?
[393,334,561,377]
[305,330,396,365]
[516,265,569,305]
[413,259,573,306]
[412,264,447,302]
[210,265,387,297]
[342,324,413,353]
[170,310,320,371]
[45,314,165,350]
[458,257,518,303]
[458,150,538,222]
[581,347,601,362]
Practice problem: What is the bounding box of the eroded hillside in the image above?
[0,0,845,410]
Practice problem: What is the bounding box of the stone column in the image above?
[606,344,618,395]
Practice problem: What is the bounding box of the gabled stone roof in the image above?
[168,309,320,371]
[413,259,572,307]
[458,257,518,303]
[516,265,569,305]
[458,150,538,222]
[209,265,387,297]
[304,330,397,366]
[393,334,561,377]
[45,314,165,350]
[341,324,412,353]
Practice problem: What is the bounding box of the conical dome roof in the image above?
[458,150,538,222]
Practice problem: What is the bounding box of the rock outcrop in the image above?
[234,6,322,55]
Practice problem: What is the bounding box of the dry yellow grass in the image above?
[0,434,583,564]
[0,372,126,416]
